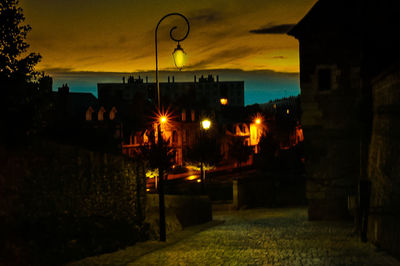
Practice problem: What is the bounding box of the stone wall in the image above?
[0,140,147,264]
[368,67,400,257]
[145,194,212,239]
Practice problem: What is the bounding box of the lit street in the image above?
[69,208,399,265]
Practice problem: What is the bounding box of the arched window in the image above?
[109,106,117,120]
[98,106,106,121]
[181,109,186,121]
[86,106,94,121]
[191,110,195,121]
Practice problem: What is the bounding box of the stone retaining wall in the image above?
[145,194,212,239]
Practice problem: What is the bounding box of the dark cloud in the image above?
[42,67,75,74]
[249,24,295,34]
[188,8,227,24]
[186,46,258,70]
[272,56,287,59]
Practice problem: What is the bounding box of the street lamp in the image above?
[155,13,190,242]
[200,119,211,193]
[172,43,186,70]
[160,115,167,124]
[202,119,211,130]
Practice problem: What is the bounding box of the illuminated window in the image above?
[191,110,195,121]
[182,109,186,121]
[98,106,106,121]
[86,106,94,121]
[109,106,117,120]
[220,98,228,105]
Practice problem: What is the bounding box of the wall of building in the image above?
[298,36,362,220]
[368,67,400,257]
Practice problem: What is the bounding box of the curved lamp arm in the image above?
[155,13,190,109]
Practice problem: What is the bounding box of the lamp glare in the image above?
[172,44,186,70]
[202,119,211,130]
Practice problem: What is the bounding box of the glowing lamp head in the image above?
[255,118,261,125]
[172,43,186,70]
[201,119,211,130]
[220,98,228,105]
[286,109,290,114]
[160,116,167,124]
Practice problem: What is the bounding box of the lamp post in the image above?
[155,13,190,242]
[200,119,211,193]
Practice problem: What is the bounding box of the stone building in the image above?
[97,75,254,166]
[289,0,400,257]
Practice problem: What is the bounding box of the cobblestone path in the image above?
[72,208,400,265]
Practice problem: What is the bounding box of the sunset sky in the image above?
[20,0,317,105]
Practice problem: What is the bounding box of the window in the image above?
[109,106,117,120]
[191,110,195,121]
[86,107,94,121]
[182,109,186,121]
[98,106,106,121]
[318,68,331,91]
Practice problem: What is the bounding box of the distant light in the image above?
[186,175,198,181]
[273,104,277,109]
[286,109,290,114]
[220,98,228,105]
[255,118,261,125]
[202,119,211,130]
[172,43,186,70]
[160,116,167,123]
[196,179,201,183]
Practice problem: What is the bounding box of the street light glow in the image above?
[220,98,228,105]
[255,118,261,124]
[160,116,167,123]
[202,119,211,130]
[172,43,186,70]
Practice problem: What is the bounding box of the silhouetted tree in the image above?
[0,0,41,88]
[139,131,175,173]
[230,137,253,169]
[257,133,280,170]
[185,136,222,169]
[0,0,42,142]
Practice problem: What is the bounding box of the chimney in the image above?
[172,76,175,83]
[194,75,196,83]
[146,76,148,83]
[168,76,170,83]
[217,75,219,82]
[122,76,125,84]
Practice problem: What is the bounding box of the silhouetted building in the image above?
[289,0,400,257]
[98,74,244,110]
[47,84,121,151]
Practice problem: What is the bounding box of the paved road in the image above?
[71,208,400,265]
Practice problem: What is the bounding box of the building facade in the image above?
[289,0,400,258]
